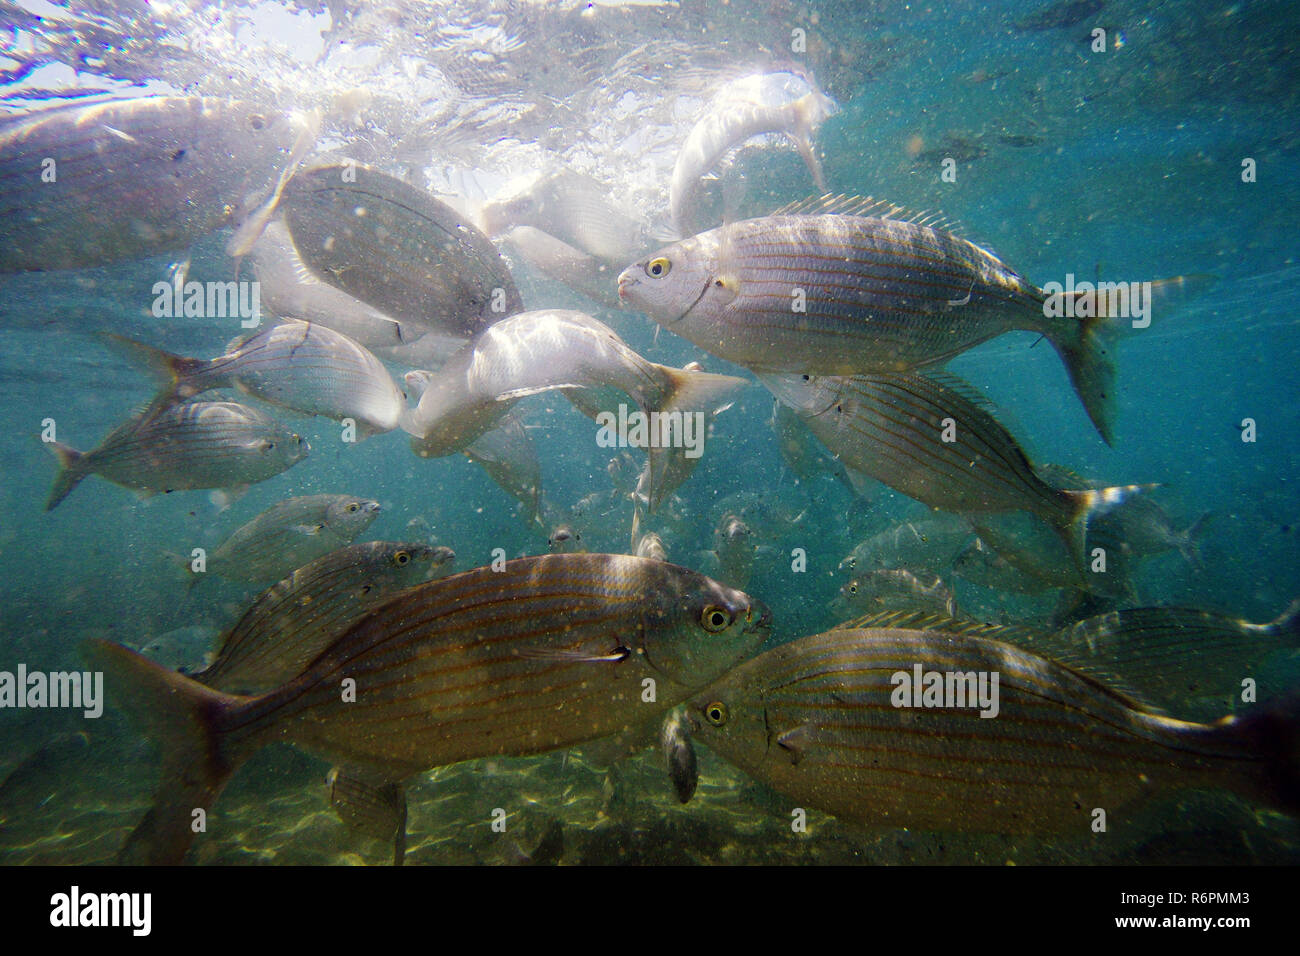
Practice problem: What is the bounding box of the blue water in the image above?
[0,0,1297,865]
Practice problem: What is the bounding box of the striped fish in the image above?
[833,569,958,618]
[176,494,382,587]
[195,541,455,695]
[44,401,308,511]
[280,163,524,337]
[617,198,1206,443]
[106,319,407,437]
[689,627,1300,833]
[0,96,305,273]
[1055,601,1300,713]
[762,370,1144,576]
[86,553,771,863]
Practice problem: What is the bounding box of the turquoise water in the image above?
[0,0,1297,865]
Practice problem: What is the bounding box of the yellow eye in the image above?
[705,702,729,726]
[347,503,359,513]
[848,583,858,594]
[394,551,410,565]
[646,257,671,278]
[701,605,732,632]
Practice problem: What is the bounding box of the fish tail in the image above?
[82,638,256,864]
[788,96,828,192]
[1179,512,1212,570]
[44,440,87,511]
[1217,689,1300,818]
[1060,483,1155,571]
[100,332,203,404]
[1040,308,1120,446]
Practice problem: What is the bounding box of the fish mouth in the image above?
[616,270,636,301]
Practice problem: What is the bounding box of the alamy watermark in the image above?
[1042,273,1152,328]
[595,404,706,459]
[0,665,103,718]
[890,664,999,718]
[151,275,262,328]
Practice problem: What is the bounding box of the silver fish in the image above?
[176,494,381,586]
[45,401,309,511]
[0,96,306,273]
[482,168,652,266]
[619,196,1207,444]
[669,72,837,236]
[402,310,745,510]
[280,163,524,336]
[107,319,407,438]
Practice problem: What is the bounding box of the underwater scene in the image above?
[0,0,1298,868]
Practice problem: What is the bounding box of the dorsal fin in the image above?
[769,193,964,235]
[831,608,1167,714]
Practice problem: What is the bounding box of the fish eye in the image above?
[347,503,359,513]
[263,441,275,451]
[248,113,267,131]
[701,605,732,632]
[646,257,671,278]
[394,551,410,565]
[848,583,858,594]
[705,702,729,726]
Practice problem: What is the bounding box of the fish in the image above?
[401,310,746,510]
[279,163,525,336]
[1088,495,1210,569]
[195,542,455,695]
[618,195,1209,443]
[87,553,771,863]
[952,536,1056,594]
[481,168,653,266]
[44,401,309,511]
[1054,601,1300,713]
[1015,0,1105,32]
[711,512,755,590]
[764,371,1145,572]
[669,71,838,236]
[173,494,382,587]
[660,708,698,804]
[135,625,221,674]
[548,525,585,553]
[688,625,1300,833]
[248,219,409,348]
[106,319,407,438]
[840,514,974,574]
[834,569,959,618]
[0,96,306,273]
